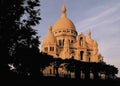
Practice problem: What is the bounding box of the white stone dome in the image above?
[42,26,56,45]
[52,5,76,32]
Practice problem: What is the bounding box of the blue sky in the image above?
[36,0,120,77]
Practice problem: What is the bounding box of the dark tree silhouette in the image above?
[0,0,25,80]
[0,0,41,80]
[63,58,118,80]
[64,59,76,78]
[53,58,63,77]
[39,53,54,74]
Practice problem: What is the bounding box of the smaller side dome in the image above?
[42,25,56,45]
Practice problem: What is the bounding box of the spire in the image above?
[61,5,67,18]
[48,25,52,33]
[88,29,91,39]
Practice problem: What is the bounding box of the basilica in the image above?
[38,6,119,79]
[41,5,103,63]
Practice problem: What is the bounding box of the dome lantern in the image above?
[61,5,67,18]
[48,25,52,33]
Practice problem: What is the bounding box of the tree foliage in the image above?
[0,0,41,79]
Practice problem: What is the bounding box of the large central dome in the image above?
[52,5,76,32]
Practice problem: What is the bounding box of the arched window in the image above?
[71,51,74,59]
[59,40,62,46]
[44,47,48,52]
[50,47,54,51]
[71,40,74,43]
[80,51,84,60]
[80,37,83,46]
[88,52,91,62]
[63,39,64,46]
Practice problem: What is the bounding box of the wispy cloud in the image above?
[76,3,120,77]
[76,3,120,32]
[75,3,120,54]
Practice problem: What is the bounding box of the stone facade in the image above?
[41,5,102,63]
